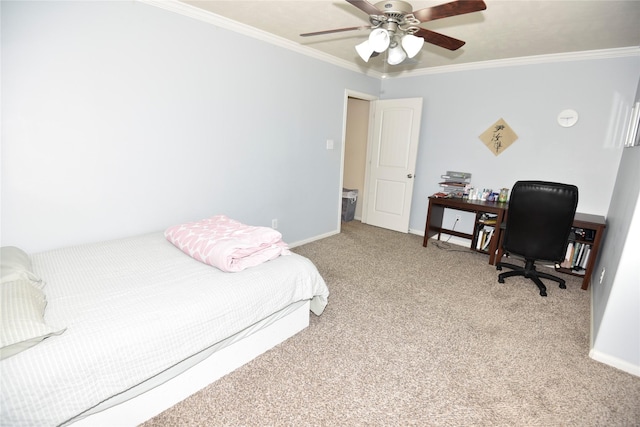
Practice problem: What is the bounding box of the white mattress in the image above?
[0,232,329,426]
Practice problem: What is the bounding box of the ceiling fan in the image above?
[300,0,487,65]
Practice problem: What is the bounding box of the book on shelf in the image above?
[478,213,498,225]
[482,227,494,251]
[580,247,591,269]
[558,241,592,272]
[573,242,584,266]
[560,243,574,269]
[475,225,494,251]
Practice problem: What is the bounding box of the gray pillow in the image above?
[1,246,43,288]
[0,279,65,360]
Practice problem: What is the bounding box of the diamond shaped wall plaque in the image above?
[479,118,518,156]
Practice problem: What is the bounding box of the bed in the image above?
[0,220,329,426]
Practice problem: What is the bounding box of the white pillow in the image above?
[0,279,65,360]
[1,246,43,288]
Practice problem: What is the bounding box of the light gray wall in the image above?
[381,57,640,237]
[590,77,640,376]
[0,0,379,252]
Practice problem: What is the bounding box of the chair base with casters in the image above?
[496,258,566,297]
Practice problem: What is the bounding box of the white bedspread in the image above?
[0,232,328,426]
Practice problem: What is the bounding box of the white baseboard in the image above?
[289,230,339,248]
[585,293,639,378]
[589,349,640,377]
[294,227,471,249]
[408,228,423,236]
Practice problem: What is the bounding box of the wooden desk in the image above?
[422,197,507,265]
[422,196,606,290]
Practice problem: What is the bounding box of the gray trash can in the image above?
[342,188,358,222]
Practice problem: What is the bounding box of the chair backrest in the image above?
[502,181,579,262]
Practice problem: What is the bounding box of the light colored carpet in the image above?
[142,221,640,426]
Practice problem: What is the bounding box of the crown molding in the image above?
[139,0,639,80]
[138,0,385,79]
[395,46,640,78]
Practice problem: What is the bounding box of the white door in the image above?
[363,98,423,233]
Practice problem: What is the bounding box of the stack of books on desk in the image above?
[439,171,471,198]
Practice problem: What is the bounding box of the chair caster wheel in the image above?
[559,283,566,289]
[498,277,505,284]
[540,290,547,297]
[496,265,502,271]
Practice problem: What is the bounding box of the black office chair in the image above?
[496,181,578,296]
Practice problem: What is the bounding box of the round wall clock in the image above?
[557,109,579,127]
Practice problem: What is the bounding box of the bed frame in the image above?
[72,300,310,426]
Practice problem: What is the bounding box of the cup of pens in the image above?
[499,188,509,203]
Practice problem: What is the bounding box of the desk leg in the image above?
[423,200,445,247]
[495,232,505,266]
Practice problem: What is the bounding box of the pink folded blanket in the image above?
[164,215,291,272]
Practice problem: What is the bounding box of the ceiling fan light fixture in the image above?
[401,34,424,58]
[387,43,407,65]
[304,0,488,67]
[369,28,390,53]
[355,40,375,62]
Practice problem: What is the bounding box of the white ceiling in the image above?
[164,0,640,77]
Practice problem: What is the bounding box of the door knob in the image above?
[407,173,414,178]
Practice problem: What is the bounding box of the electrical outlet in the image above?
[271,219,278,229]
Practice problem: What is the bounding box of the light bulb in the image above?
[355,40,374,62]
[369,28,390,53]
[387,44,407,65]
[401,34,424,58]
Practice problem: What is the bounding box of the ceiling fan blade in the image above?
[413,0,486,23]
[346,0,383,16]
[414,28,466,51]
[300,25,372,37]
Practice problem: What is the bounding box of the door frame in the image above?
[339,89,378,231]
